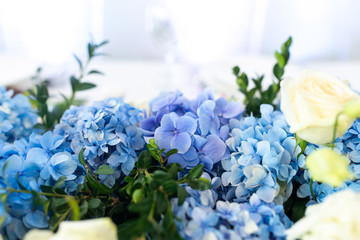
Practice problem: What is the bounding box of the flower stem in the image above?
[331,112,342,149]
[52,208,72,231]
[7,188,73,199]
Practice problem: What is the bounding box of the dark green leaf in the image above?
[167,163,183,179]
[87,70,103,75]
[78,149,86,166]
[232,66,240,76]
[155,191,167,215]
[79,201,88,218]
[247,88,257,99]
[73,54,82,69]
[165,149,178,159]
[185,164,204,179]
[77,82,96,91]
[97,40,109,48]
[95,164,115,175]
[136,151,152,169]
[53,176,67,190]
[118,218,152,240]
[88,198,101,209]
[152,170,171,182]
[31,190,46,207]
[187,178,211,191]
[273,64,284,80]
[177,186,187,205]
[162,180,177,195]
[128,198,152,213]
[86,173,113,195]
[70,76,79,92]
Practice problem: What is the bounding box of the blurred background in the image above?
[0,0,359,104]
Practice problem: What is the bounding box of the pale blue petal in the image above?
[176,115,197,134]
[170,132,191,154]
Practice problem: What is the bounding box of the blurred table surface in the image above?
[1,54,359,107]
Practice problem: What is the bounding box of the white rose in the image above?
[24,218,117,240]
[286,189,360,240]
[280,70,360,144]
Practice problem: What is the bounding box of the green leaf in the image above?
[88,198,101,209]
[155,191,167,215]
[152,170,171,183]
[187,178,211,191]
[167,163,183,179]
[87,70,103,75]
[97,40,109,48]
[70,76,79,92]
[31,190,46,207]
[76,82,96,91]
[78,149,86,166]
[273,64,284,80]
[95,164,115,175]
[177,186,187,205]
[162,180,178,195]
[149,138,156,147]
[232,66,240,76]
[43,200,50,216]
[128,198,153,213]
[86,173,113,195]
[275,51,285,67]
[53,176,67,190]
[118,218,152,240]
[247,88,257,99]
[185,164,204,179]
[136,151,152,169]
[73,54,82,69]
[165,149,178,159]
[79,201,88,218]
[88,43,94,58]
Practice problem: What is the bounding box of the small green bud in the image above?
[132,189,145,203]
[343,99,360,119]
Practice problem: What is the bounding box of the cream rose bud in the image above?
[280,70,360,145]
[24,218,117,240]
[286,189,360,240]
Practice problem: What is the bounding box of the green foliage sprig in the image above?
[3,141,210,239]
[233,37,292,117]
[118,140,210,240]
[28,40,108,130]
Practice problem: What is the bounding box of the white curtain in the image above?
[0,0,103,63]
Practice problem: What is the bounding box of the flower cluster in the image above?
[141,89,243,170]
[172,184,292,240]
[54,98,145,187]
[222,104,302,204]
[0,131,81,239]
[0,87,38,142]
[296,118,360,202]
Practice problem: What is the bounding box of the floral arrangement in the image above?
[1,37,360,240]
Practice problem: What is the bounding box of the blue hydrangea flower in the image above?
[154,112,197,154]
[0,87,38,142]
[54,97,145,186]
[222,104,300,204]
[172,181,292,240]
[143,90,242,171]
[0,131,82,238]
